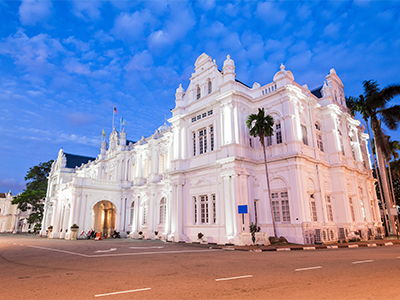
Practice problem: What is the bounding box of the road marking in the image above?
[95,287,151,297]
[27,245,90,257]
[277,248,291,251]
[215,275,253,281]
[95,248,117,253]
[24,245,220,258]
[129,246,164,249]
[91,249,221,258]
[352,260,374,264]
[295,266,322,272]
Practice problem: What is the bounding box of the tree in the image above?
[350,80,400,234]
[12,160,53,226]
[246,108,277,237]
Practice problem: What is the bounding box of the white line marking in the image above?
[91,249,220,258]
[215,275,253,281]
[95,287,151,297]
[27,245,90,257]
[95,248,117,253]
[295,266,322,272]
[26,245,220,258]
[352,260,374,264]
[129,246,164,249]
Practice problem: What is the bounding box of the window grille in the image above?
[130,201,134,224]
[276,123,282,144]
[194,197,197,224]
[349,197,356,222]
[266,136,272,146]
[210,126,214,151]
[326,196,333,222]
[197,86,201,100]
[193,132,196,156]
[310,194,317,222]
[317,134,324,152]
[212,194,216,223]
[143,203,148,225]
[200,195,209,223]
[208,80,212,94]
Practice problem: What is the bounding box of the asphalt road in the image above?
[0,234,399,300]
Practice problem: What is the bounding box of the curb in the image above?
[213,240,399,252]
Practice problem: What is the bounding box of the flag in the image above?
[113,106,118,113]
[102,129,106,137]
[120,116,126,125]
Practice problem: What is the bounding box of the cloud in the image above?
[19,0,52,26]
[0,30,67,74]
[255,2,286,25]
[112,10,154,41]
[63,36,90,52]
[65,112,96,127]
[124,50,153,72]
[72,0,102,21]
[0,178,25,192]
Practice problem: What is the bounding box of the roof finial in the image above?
[280,63,285,71]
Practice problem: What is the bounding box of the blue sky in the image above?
[1,0,399,193]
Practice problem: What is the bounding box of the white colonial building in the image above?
[0,191,31,233]
[41,53,382,244]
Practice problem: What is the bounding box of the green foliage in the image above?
[246,108,274,146]
[12,160,53,225]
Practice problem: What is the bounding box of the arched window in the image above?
[208,80,212,94]
[129,201,135,225]
[197,86,201,100]
[159,198,166,224]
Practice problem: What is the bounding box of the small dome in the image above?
[158,122,170,132]
[223,55,235,68]
[176,83,184,94]
[273,63,294,83]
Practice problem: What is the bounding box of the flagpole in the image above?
[112,106,115,130]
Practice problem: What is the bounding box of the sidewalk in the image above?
[206,236,400,252]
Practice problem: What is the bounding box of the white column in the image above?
[223,176,234,236]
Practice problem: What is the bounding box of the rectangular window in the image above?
[326,196,333,222]
[254,200,258,224]
[192,117,196,123]
[202,112,206,118]
[212,194,216,224]
[351,145,356,160]
[200,195,209,223]
[197,115,201,120]
[204,129,207,153]
[349,197,356,222]
[272,200,281,222]
[210,126,214,151]
[208,110,213,116]
[194,197,197,224]
[310,194,317,222]
[301,125,308,145]
[317,134,324,152]
[266,136,272,146]
[340,138,345,155]
[249,138,252,148]
[193,132,196,156]
[281,193,290,222]
[360,198,366,221]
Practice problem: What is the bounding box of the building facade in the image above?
[41,53,383,244]
[0,191,31,233]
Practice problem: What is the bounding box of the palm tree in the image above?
[382,136,400,217]
[352,80,400,234]
[246,108,277,238]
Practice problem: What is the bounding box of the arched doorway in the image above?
[93,201,116,237]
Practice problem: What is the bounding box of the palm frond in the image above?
[378,105,400,130]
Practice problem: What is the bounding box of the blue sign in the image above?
[238,205,248,214]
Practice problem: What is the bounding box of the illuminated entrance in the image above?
[93,201,116,237]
